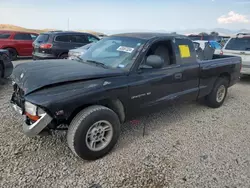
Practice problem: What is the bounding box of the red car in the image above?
[0,30,38,60]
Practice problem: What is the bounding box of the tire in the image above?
[60,53,68,59]
[67,105,121,160]
[6,48,17,61]
[206,77,228,108]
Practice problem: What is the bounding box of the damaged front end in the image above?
[10,82,53,137]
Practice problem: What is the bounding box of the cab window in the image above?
[175,38,196,64]
[143,40,175,69]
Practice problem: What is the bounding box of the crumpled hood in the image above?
[11,59,125,95]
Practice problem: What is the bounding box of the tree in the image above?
[198,32,209,36]
[210,31,219,36]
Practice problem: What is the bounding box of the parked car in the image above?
[0,49,13,79]
[194,40,223,55]
[68,42,95,60]
[222,33,250,76]
[0,30,38,60]
[32,31,100,60]
[188,34,230,45]
[188,34,216,41]
[217,36,230,46]
[97,34,108,39]
[10,33,241,160]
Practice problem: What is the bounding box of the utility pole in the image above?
[67,18,70,31]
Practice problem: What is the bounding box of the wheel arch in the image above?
[67,98,126,124]
[3,47,19,55]
[218,72,231,84]
[58,52,68,58]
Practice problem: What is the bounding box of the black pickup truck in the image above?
[0,49,13,80]
[10,33,241,160]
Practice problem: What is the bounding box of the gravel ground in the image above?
[1,60,250,188]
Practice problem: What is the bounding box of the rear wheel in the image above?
[60,53,68,59]
[67,105,121,160]
[6,48,17,61]
[206,77,228,108]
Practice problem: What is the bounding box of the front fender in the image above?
[25,76,129,121]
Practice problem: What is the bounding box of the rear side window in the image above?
[175,38,196,64]
[35,34,49,43]
[70,35,88,43]
[225,38,250,51]
[55,35,70,42]
[14,33,32,40]
[0,33,11,39]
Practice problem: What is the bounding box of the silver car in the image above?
[222,33,250,75]
[68,43,95,60]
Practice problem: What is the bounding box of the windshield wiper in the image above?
[86,60,108,68]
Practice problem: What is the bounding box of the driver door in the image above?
[127,39,181,114]
[128,66,180,110]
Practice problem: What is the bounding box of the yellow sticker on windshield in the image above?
[179,45,191,58]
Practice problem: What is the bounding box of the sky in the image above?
[0,0,250,33]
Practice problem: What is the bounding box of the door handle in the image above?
[174,73,182,79]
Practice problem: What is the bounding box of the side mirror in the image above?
[145,55,164,69]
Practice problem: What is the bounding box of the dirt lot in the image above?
[1,60,250,188]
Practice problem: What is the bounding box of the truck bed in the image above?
[197,54,241,98]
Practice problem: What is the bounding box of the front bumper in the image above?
[11,102,53,137]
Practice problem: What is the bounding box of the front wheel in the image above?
[206,78,228,108]
[67,105,121,160]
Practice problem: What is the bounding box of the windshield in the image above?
[225,38,250,51]
[80,36,145,69]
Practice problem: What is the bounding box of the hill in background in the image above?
[0,24,106,36]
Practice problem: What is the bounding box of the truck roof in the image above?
[111,32,187,40]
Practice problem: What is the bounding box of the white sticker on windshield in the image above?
[117,46,134,53]
[118,64,125,68]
